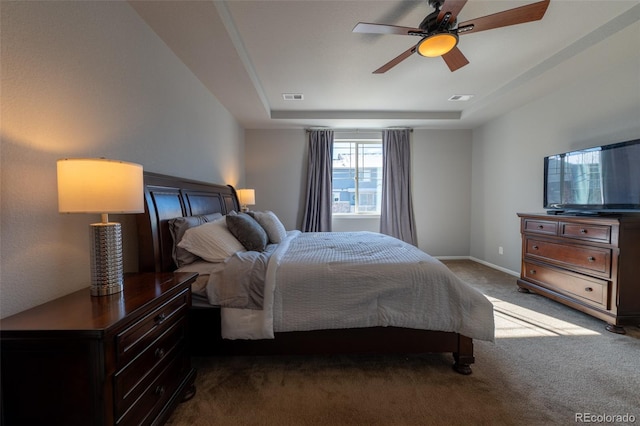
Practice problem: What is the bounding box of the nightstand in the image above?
[1,272,197,426]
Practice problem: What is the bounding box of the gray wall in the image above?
[1,1,244,318]
[245,129,307,230]
[412,129,472,256]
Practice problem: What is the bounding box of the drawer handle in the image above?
[155,385,165,396]
[537,225,544,229]
[580,229,588,234]
[155,347,166,359]
[155,313,167,324]
[587,256,595,262]
[529,269,536,275]
[532,245,539,250]
[585,287,594,292]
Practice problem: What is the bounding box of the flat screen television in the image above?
[544,138,640,214]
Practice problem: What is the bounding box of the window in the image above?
[332,137,382,215]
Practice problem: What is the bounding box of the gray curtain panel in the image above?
[302,130,334,232]
[380,129,418,245]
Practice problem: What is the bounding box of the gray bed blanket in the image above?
[210,231,495,342]
[207,244,277,309]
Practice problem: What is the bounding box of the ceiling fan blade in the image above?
[437,0,468,23]
[442,47,469,72]
[353,22,423,36]
[457,0,550,35]
[373,45,417,74]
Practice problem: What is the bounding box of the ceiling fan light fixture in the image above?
[416,32,458,57]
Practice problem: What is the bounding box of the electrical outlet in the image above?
[498,246,504,255]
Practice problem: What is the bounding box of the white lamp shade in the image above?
[237,189,255,206]
[57,158,144,214]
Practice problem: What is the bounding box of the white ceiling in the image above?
[129,0,640,130]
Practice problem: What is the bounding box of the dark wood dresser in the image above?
[0,272,197,426]
[517,213,640,333]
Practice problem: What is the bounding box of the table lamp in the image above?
[237,189,255,212]
[57,158,144,296]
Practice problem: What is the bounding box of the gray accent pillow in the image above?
[247,210,287,243]
[169,213,223,267]
[226,212,268,252]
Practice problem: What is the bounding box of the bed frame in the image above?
[137,172,476,374]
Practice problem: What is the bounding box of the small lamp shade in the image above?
[57,158,144,297]
[57,158,144,214]
[237,189,255,209]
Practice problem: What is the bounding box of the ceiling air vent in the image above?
[283,93,304,101]
[448,94,474,101]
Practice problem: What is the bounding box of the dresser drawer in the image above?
[116,288,189,367]
[523,261,609,308]
[560,222,612,243]
[524,238,611,277]
[523,219,558,235]
[114,318,186,419]
[116,348,191,426]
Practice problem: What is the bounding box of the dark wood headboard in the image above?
[136,172,240,273]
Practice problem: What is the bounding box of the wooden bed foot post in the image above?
[605,324,626,334]
[453,362,472,375]
[182,384,196,402]
[452,335,474,375]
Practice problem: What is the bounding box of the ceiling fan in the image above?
[353,0,550,73]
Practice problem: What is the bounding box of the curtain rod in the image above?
[305,128,413,133]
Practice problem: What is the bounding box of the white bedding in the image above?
[209,231,494,342]
[175,260,224,298]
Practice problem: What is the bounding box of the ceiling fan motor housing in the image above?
[416,3,458,58]
[427,0,444,10]
[419,5,456,35]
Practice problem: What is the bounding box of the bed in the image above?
[136,172,494,374]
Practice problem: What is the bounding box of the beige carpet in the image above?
[166,260,640,426]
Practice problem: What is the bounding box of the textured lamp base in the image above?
[89,222,124,296]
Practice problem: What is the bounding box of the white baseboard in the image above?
[436,255,520,278]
